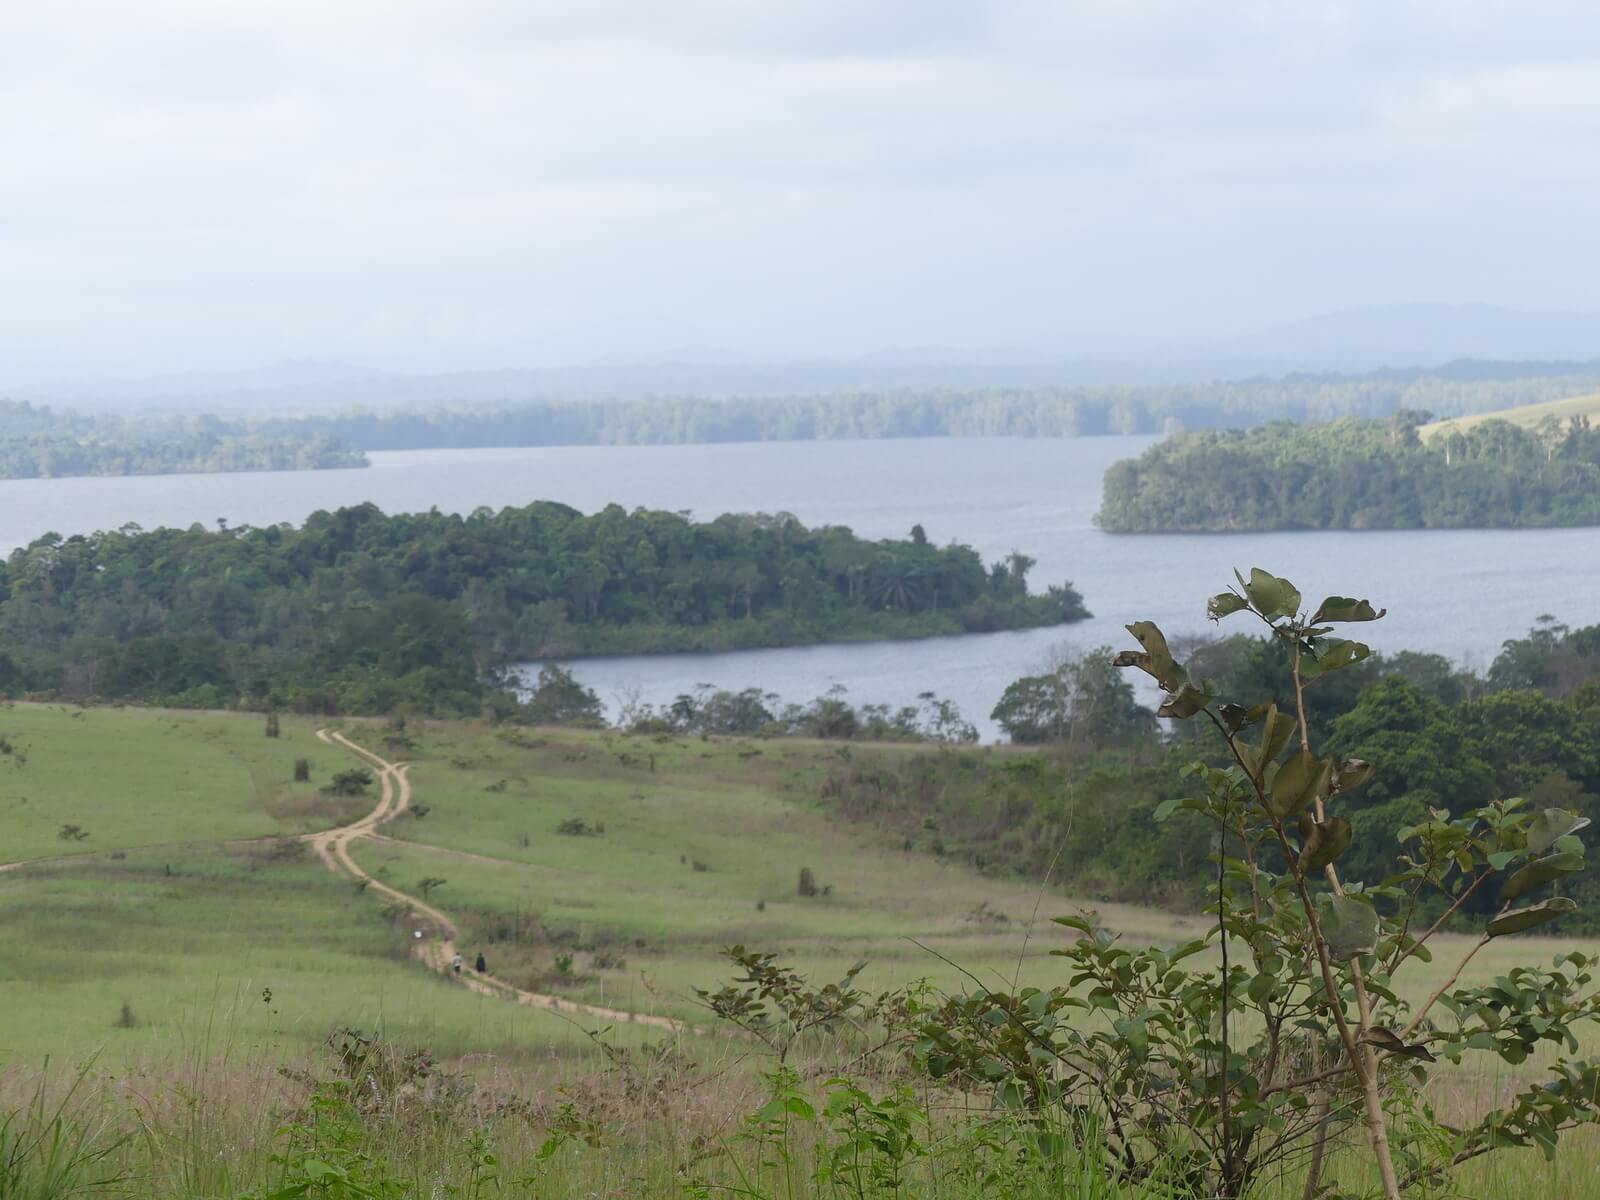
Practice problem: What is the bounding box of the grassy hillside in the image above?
[1,704,1592,1048]
[1420,389,1600,438]
[3,704,1600,1197]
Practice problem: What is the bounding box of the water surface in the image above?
[0,438,1594,739]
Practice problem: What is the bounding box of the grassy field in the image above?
[2,704,1598,1197]
[1420,390,1600,438]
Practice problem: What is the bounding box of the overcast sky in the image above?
[4,1,1599,380]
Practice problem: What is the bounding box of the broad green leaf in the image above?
[1297,813,1353,873]
[1217,702,1260,733]
[1311,596,1387,624]
[1251,705,1296,777]
[1241,568,1301,620]
[1270,751,1330,819]
[1300,638,1372,680]
[1317,894,1378,960]
[1487,896,1579,937]
[1526,809,1592,855]
[1112,1016,1149,1059]
[1208,591,1250,620]
[1334,758,1374,793]
[1502,852,1585,901]
[1052,914,1098,935]
[1158,683,1212,720]
[1247,970,1277,1004]
[1113,621,1188,692]
[1360,1026,1436,1062]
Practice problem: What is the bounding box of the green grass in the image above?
[0,844,632,1065]
[355,723,1215,1020]
[0,704,357,864]
[1420,390,1600,438]
[3,706,1600,1197]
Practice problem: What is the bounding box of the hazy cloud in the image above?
[3,1,1599,379]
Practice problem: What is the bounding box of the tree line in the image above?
[1098,412,1600,531]
[259,366,1600,448]
[817,614,1600,928]
[0,400,365,479]
[0,502,1086,714]
[8,362,1600,480]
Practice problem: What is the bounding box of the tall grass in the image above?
[0,1062,124,1200]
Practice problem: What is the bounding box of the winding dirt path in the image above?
[314,729,683,1031]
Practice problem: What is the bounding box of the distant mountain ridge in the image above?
[13,303,1600,414]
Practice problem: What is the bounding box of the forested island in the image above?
[0,400,365,479]
[0,503,1086,712]
[260,363,1600,448]
[1097,411,1600,531]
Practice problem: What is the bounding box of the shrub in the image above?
[917,569,1600,1199]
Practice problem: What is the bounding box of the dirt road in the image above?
[314,729,683,1031]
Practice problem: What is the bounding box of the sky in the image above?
[4,1,1600,381]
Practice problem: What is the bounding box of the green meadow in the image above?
[1,703,1597,1198]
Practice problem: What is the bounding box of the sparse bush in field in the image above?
[553,953,574,976]
[264,712,279,738]
[322,768,373,796]
[57,824,88,842]
[417,877,446,900]
[556,818,601,837]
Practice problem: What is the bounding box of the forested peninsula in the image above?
[1097,412,1600,531]
[0,400,365,479]
[0,503,1086,713]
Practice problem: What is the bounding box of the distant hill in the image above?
[1420,391,1600,439]
[16,303,1600,414]
[1222,303,1600,373]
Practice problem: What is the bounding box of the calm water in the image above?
[1,438,1595,740]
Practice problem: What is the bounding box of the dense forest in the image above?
[820,617,1600,928]
[0,503,1085,713]
[0,400,366,479]
[262,366,1600,448]
[1098,412,1600,531]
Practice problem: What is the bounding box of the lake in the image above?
[1,437,1596,739]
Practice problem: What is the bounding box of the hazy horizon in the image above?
[6,3,1600,382]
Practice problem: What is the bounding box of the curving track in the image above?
[313,730,682,1031]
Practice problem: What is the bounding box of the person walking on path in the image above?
[452,952,463,974]
[475,951,487,974]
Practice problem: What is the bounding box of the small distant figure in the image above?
[475,951,487,974]
[452,952,463,974]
